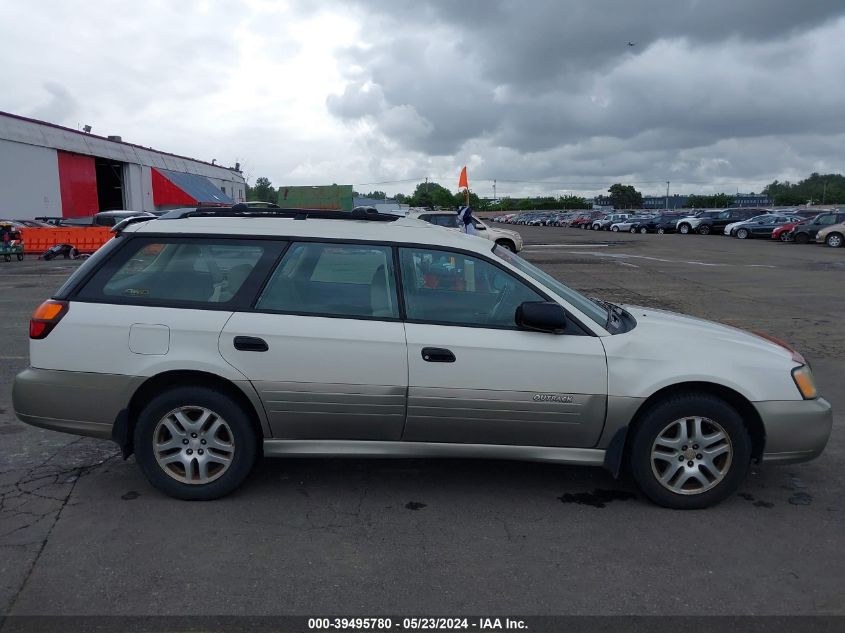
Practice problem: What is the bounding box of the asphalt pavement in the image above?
[0,227,843,617]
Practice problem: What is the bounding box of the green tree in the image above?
[607,184,643,209]
[712,193,734,208]
[247,176,276,203]
[764,173,845,205]
[409,181,455,208]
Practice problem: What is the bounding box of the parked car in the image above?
[732,215,803,240]
[610,216,652,232]
[12,205,831,508]
[676,211,723,235]
[60,210,155,227]
[571,214,600,229]
[723,215,771,236]
[691,208,769,236]
[408,210,524,252]
[772,217,811,241]
[788,212,845,244]
[630,214,680,234]
[815,221,845,248]
[593,213,629,230]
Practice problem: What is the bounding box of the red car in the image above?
[571,213,605,228]
[772,217,811,241]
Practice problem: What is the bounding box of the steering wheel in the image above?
[489,281,513,324]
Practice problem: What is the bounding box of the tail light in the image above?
[30,300,68,339]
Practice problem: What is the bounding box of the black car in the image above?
[732,215,802,239]
[695,208,769,235]
[631,214,680,234]
[790,212,845,244]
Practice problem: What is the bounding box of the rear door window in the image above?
[255,242,400,319]
[75,237,283,308]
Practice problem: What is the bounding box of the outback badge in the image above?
[533,393,574,403]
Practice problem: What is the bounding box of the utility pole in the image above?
[822,181,827,205]
[665,181,670,211]
[493,179,497,203]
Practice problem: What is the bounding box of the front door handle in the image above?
[233,336,269,352]
[421,347,455,363]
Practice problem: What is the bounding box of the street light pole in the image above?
[665,181,670,211]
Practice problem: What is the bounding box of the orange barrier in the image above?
[19,227,112,255]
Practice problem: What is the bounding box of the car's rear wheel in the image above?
[795,232,809,244]
[629,393,751,509]
[826,232,843,248]
[134,386,259,500]
[698,224,711,235]
[679,223,690,234]
[657,227,666,234]
[639,227,648,234]
[611,226,619,232]
[736,228,749,239]
[495,239,516,252]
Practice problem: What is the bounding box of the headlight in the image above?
[792,365,818,400]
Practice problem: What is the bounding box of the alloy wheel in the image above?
[153,406,235,484]
[650,416,733,495]
[827,234,843,248]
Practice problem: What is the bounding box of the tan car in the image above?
[816,221,845,248]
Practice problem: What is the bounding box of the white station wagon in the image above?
[13,206,831,508]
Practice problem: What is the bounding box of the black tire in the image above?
[679,223,690,234]
[779,232,791,242]
[794,232,809,244]
[133,386,259,500]
[611,226,619,232]
[698,224,711,235]
[657,227,666,234]
[495,239,515,252]
[639,227,648,234]
[826,232,843,248]
[16,253,23,261]
[628,392,752,509]
[736,228,749,240]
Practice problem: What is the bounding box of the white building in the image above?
[0,111,245,220]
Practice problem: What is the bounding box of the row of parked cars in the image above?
[490,208,845,247]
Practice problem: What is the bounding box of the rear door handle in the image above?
[421,347,455,363]
[233,336,269,352]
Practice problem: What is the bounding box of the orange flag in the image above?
[458,166,468,189]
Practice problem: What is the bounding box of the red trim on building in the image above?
[57,151,99,218]
[151,168,198,206]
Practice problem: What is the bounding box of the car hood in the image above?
[495,228,521,238]
[620,305,795,363]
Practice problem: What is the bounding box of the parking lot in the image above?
[1,226,843,616]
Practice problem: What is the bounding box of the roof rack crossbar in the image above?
[157,205,399,222]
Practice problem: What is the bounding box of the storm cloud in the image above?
[327,0,845,195]
[2,1,844,198]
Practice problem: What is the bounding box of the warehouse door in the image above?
[57,151,99,218]
[95,158,125,211]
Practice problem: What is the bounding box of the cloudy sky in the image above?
[2,0,844,199]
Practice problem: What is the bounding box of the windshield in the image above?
[492,245,609,328]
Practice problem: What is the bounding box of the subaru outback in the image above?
[13,206,831,508]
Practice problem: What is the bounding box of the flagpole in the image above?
[465,186,470,207]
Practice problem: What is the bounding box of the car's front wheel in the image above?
[736,228,749,239]
[134,386,259,500]
[657,227,666,234]
[639,227,648,234]
[679,223,690,234]
[698,224,711,235]
[629,393,751,509]
[826,232,843,248]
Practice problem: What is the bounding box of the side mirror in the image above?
[515,301,568,334]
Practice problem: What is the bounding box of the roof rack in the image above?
[157,204,399,222]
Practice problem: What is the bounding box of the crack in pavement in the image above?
[0,437,118,614]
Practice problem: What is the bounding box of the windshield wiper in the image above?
[591,298,624,330]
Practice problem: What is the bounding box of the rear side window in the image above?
[255,242,399,319]
[76,237,278,307]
